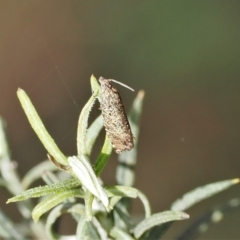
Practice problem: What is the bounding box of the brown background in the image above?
[1,1,240,238]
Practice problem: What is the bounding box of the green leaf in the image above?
[17,89,67,166]
[46,203,85,240]
[144,178,240,240]
[0,117,9,161]
[0,207,24,240]
[86,114,103,156]
[110,226,135,240]
[171,178,240,211]
[7,178,81,203]
[68,155,109,210]
[110,196,122,209]
[137,190,151,218]
[0,117,23,194]
[45,203,66,240]
[32,188,84,222]
[106,185,138,198]
[76,216,89,240]
[90,74,101,98]
[113,203,133,230]
[41,170,59,185]
[91,216,109,240]
[133,211,189,239]
[76,217,101,240]
[105,186,151,218]
[94,135,113,176]
[0,117,33,217]
[21,160,57,190]
[176,198,240,240]
[85,192,94,221]
[77,75,100,156]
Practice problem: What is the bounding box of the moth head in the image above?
[99,77,134,92]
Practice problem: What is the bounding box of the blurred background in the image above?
[1,1,240,238]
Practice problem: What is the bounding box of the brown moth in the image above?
[98,77,134,154]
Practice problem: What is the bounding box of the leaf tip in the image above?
[106,204,113,212]
[6,197,15,203]
[232,178,240,184]
[90,75,100,96]
[32,211,39,223]
[137,90,145,99]
[181,212,190,219]
[90,74,97,82]
[17,88,24,96]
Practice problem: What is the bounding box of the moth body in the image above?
[98,77,134,154]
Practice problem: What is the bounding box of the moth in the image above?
[98,77,134,154]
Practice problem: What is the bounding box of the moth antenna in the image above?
[109,79,135,92]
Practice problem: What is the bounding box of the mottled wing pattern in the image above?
[99,77,134,154]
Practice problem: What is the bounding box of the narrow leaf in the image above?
[91,217,109,240]
[0,117,32,217]
[106,185,138,198]
[76,217,101,240]
[86,114,103,156]
[133,211,189,239]
[94,135,113,176]
[76,216,89,240]
[106,186,151,218]
[171,178,240,211]
[85,192,94,221]
[7,178,81,203]
[90,74,101,98]
[0,117,8,160]
[46,203,86,240]
[17,89,67,165]
[68,155,109,210]
[144,179,240,240]
[0,208,24,240]
[137,190,151,218]
[0,117,23,194]
[110,226,135,240]
[77,75,100,155]
[110,196,122,209]
[176,198,240,240]
[113,204,133,230]
[41,170,59,185]
[46,204,64,240]
[32,188,84,222]
[21,160,57,190]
